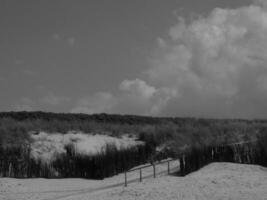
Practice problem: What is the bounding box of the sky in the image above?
[2,0,267,119]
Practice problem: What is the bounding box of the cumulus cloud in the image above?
[72,1,267,118]
[144,3,267,118]
[119,79,156,99]
[117,79,176,115]
[71,80,176,116]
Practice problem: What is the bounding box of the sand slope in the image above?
[89,163,267,200]
[1,162,267,200]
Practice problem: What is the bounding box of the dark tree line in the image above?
[1,111,266,127]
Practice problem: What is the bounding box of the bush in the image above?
[0,142,153,179]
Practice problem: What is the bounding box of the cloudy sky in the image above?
[2,0,267,118]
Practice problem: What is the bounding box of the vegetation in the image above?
[1,111,265,147]
[0,142,153,179]
[179,138,267,176]
[1,111,267,178]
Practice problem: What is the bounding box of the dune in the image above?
[90,162,267,200]
[1,162,267,200]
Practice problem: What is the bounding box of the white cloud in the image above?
[117,79,176,115]
[119,79,156,99]
[71,80,176,116]
[144,3,267,118]
[71,1,267,118]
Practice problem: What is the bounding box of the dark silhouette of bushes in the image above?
[1,111,267,178]
[0,142,153,179]
[179,140,267,176]
[0,111,264,151]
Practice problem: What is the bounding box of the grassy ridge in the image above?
[1,111,266,147]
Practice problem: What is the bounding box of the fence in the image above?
[124,140,261,186]
[124,158,179,187]
[179,140,263,176]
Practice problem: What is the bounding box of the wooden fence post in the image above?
[167,161,170,174]
[124,171,127,187]
[153,164,156,178]
[122,159,180,187]
[139,168,142,182]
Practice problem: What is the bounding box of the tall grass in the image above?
[179,138,267,176]
[0,142,153,179]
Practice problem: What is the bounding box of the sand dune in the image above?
[1,162,267,200]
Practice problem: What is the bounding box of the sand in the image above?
[1,162,267,200]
